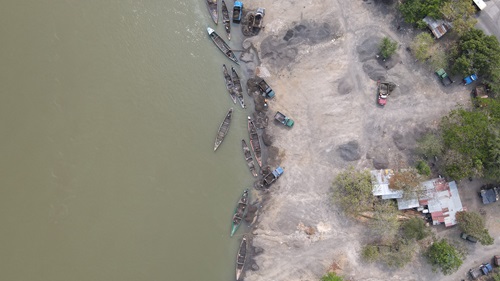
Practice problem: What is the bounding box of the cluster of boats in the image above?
[204,1,256,280]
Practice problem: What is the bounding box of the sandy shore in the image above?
[237,0,491,280]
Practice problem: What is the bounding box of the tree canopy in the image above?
[456,211,494,245]
[399,0,444,25]
[441,0,477,36]
[331,167,374,216]
[426,239,463,275]
[379,37,398,59]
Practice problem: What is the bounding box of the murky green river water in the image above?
[0,1,253,280]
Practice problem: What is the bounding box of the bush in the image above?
[321,272,343,281]
[456,211,494,245]
[411,32,435,62]
[402,217,431,240]
[416,133,443,158]
[331,167,374,216]
[416,160,431,176]
[362,245,379,262]
[370,200,400,242]
[426,239,463,275]
[379,37,398,59]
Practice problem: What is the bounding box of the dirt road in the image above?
[240,0,499,280]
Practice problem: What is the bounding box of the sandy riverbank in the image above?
[237,0,482,280]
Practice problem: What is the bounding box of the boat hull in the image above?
[236,236,247,280]
[247,117,262,167]
[231,67,245,108]
[205,0,218,24]
[231,189,249,236]
[222,64,237,104]
[221,0,231,40]
[207,27,238,64]
[214,108,233,151]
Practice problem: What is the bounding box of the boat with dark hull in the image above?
[242,140,258,177]
[247,117,262,167]
[231,66,245,108]
[222,64,237,104]
[236,235,248,280]
[205,0,218,25]
[221,0,231,40]
[214,108,233,151]
[230,189,249,237]
[207,27,238,64]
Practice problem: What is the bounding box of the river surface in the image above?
[0,1,253,280]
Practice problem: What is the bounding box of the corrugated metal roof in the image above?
[423,16,452,39]
[371,169,403,199]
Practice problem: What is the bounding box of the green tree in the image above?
[441,0,477,36]
[379,37,398,59]
[362,245,379,262]
[411,32,435,62]
[399,0,445,25]
[456,211,494,245]
[331,167,374,216]
[402,217,431,240]
[426,239,463,275]
[493,273,500,281]
[451,29,500,93]
[321,272,343,281]
[416,160,431,176]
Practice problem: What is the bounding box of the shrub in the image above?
[416,133,443,158]
[380,37,398,59]
[321,272,343,281]
[402,217,430,240]
[416,160,431,176]
[426,239,463,275]
[362,245,379,262]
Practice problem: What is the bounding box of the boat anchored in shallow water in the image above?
[214,108,233,151]
[207,27,238,64]
[231,189,249,237]
[231,66,245,108]
[242,140,258,177]
[236,235,248,280]
[222,64,237,104]
[205,0,218,24]
[221,0,231,40]
[247,117,262,167]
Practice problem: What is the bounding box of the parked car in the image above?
[436,68,453,86]
[461,232,478,243]
[464,74,478,85]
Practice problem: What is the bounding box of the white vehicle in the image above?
[473,0,486,10]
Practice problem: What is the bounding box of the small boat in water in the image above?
[205,0,218,24]
[242,140,258,177]
[231,189,249,237]
[236,235,248,280]
[231,66,245,108]
[221,0,231,40]
[214,108,233,151]
[248,117,262,167]
[222,64,237,104]
[207,27,238,64]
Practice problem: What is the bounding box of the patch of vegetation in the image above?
[362,245,379,262]
[450,29,500,92]
[321,272,343,281]
[416,133,443,159]
[379,37,398,59]
[456,211,494,245]
[331,167,374,216]
[370,200,400,242]
[441,0,477,36]
[415,160,431,176]
[362,238,417,268]
[399,0,445,25]
[493,273,500,281]
[402,217,431,240]
[389,169,424,200]
[411,32,435,62]
[426,239,463,275]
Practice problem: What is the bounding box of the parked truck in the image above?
[436,69,453,86]
[252,8,265,29]
[274,111,294,127]
[258,79,275,98]
[464,73,478,85]
[263,166,284,186]
[469,263,493,279]
[232,1,243,23]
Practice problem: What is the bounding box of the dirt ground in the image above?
[238,0,500,280]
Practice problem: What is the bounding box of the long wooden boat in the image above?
[214,108,233,151]
[207,27,238,64]
[231,189,249,237]
[221,0,231,40]
[222,64,237,104]
[242,140,258,177]
[236,235,247,280]
[247,117,262,167]
[205,0,218,25]
[231,66,245,108]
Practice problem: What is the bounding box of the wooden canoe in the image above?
[231,66,245,108]
[214,108,233,151]
[207,27,238,64]
[222,64,237,104]
[242,140,258,177]
[236,235,247,280]
[247,117,262,167]
[205,0,218,24]
[231,189,249,237]
[221,0,231,40]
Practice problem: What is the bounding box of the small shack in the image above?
[422,16,452,39]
